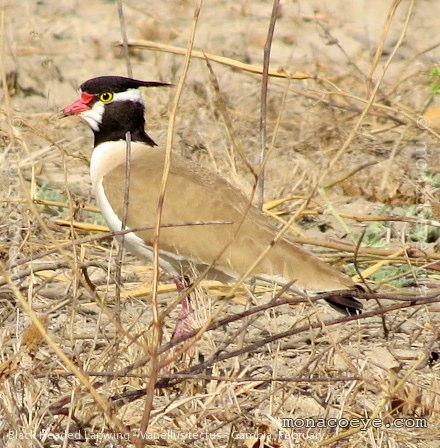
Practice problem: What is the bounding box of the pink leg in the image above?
[170,275,195,343]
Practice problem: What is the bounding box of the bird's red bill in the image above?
[63,92,95,115]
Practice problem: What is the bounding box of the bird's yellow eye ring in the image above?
[99,92,114,103]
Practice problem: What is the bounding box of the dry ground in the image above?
[1,0,440,447]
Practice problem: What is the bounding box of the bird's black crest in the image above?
[80,76,169,94]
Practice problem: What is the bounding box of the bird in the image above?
[62,75,362,318]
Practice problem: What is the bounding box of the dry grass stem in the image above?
[114,39,313,81]
[1,1,440,447]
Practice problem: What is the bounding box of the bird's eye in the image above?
[99,92,114,103]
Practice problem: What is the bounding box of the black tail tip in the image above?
[325,296,363,316]
[318,289,364,316]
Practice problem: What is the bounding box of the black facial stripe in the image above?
[92,100,157,147]
[88,96,99,107]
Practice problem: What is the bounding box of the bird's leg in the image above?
[171,275,195,343]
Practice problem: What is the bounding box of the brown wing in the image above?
[101,144,354,293]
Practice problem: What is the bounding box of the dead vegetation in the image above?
[0,0,440,447]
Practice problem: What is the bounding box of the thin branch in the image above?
[114,131,132,320]
[139,0,203,440]
[258,0,280,209]
[343,213,440,228]
[117,0,133,78]
[3,219,234,275]
[113,39,313,81]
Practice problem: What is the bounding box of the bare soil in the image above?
[1,1,440,447]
